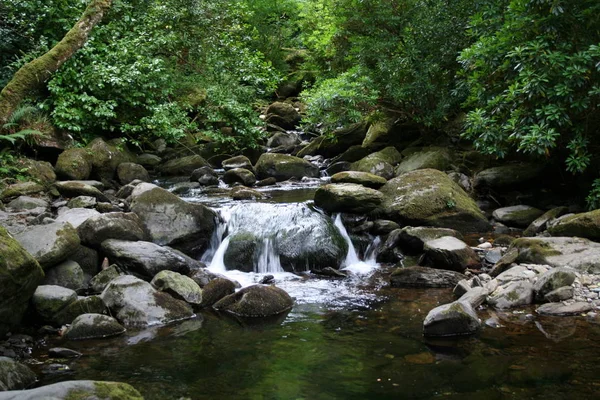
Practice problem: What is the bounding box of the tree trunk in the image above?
[0,0,112,124]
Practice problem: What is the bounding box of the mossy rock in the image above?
[213,285,293,317]
[314,183,383,214]
[492,205,544,228]
[160,155,210,177]
[54,295,107,326]
[474,163,544,190]
[547,209,600,241]
[533,267,577,303]
[0,181,45,202]
[0,380,143,399]
[350,146,401,179]
[0,226,44,336]
[18,159,56,183]
[199,278,236,308]
[222,155,254,171]
[32,285,78,322]
[14,222,80,269]
[254,153,319,181]
[379,169,491,233]
[488,280,534,309]
[151,270,203,305]
[43,260,85,290]
[223,168,257,187]
[523,206,569,237]
[116,163,150,185]
[54,181,110,202]
[394,147,452,175]
[0,357,37,391]
[395,226,464,254]
[65,314,125,340]
[362,120,393,147]
[296,122,369,158]
[55,148,93,180]
[330,171,387,189]
[265,102,301,130]
[86,138,134,181]
[90,266,123,294]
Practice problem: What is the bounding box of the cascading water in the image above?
[333,214,379,275]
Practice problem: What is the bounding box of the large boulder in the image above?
[190,166,218,186]
[90,266,124,294]
[297,122,369,158]
[0,357,36,391]
[199,278,236,308]
[151,270,203,305]
[487,280,534,309]
[265,102,301,130]
[129,183,216,257]
[55,208,100,229]
[222,168,257,187]
[492,205,544,228]
[101,239,203,279]
[160,155,210,176]
[394,226,464,254]
[221,203,347,272]
[213,285,294,317]
[17,159,56,183]
[64,314,125,340]
[116,162,149,185]
[474,163,544,190]
[379,169,491,233]
[54,181,110,202]
[42,260,85,290]
[55,148,92,181]
[524,207,569,237]
[31,285,78,322]
[7,196,48,211]
[423,236,480,272]
[532,267,577,302]
[395,147,452,175]
[100,275,193,327]
[330,171,387,189]
[254,153,319,182]
[78,212,147,247]
[0,227,44,336]
[222,155,254,171]
[53,295,107,325]
[390,266,466,288]
[14,222,80,269]
[0,380,143,400]
[0,182,44,202]
[267,132,299,148]
[547,209,600,241]
[314,183,383,214]
[423,301,480,337]
[86,138,134,181]
[350,146,402,180]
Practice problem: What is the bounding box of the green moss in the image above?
[511,238,562,264]
[65,381,143,400]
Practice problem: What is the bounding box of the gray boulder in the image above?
[544,286,574,303]
[314,183,383,214]
[548,209,600,241]
[423,236,480,272]
[390,266,466,288]
[492,205,544,228]
[67,196,97,209]
[64,314,125,340]
[0,357,36,391]
[190,166,218,185]
[43,260,85,290]
[533,267,577,302]
[53,295,107,326]
[117,162,150,185]
[222,168,257,187]
[78,212,147,247]
[54,181,110,202]
[423,301,480,337]
[0,182,44,202]
[267,132,299,148]
[55,208,100,229]
[488,280,534,309]
[265,102,301,129]
[524,207,568,236]
[86,138,134,181]
[151,270,203,305]
[55,148,92,180]
[395,226,464,254]
[90,265,124,294]
[101,239,203,279]
[536,302,593,316]
[213,285,294,317]
[160,155,210,176]
[100,275,193,327]
[0,380,143,400]
[254,153,319,181]
[137,153,162,168]
[330,171,387,189]
[14,222,80,269]
[395,147,452,175]
[31,285,77,322]
[222,155,254,171]
[7,196,49,211]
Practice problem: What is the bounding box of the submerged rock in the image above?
[254,153,319,182]
[64,314,125,340]
[314,183,383,214]
[0,380,143,399]
[213,285,294,317]
[423,301,480,337]
[390,266,466,288]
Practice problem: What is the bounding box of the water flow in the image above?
[333,214,379,275]
[333,214,360,266]
[255,238,284,273]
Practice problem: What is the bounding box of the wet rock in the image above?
[423,236,480,272]
[55,148,92,180]
[86,138,134,181]
[78,212,147,247]
[65,314,125,340]
[170,181,200,195]
[117,163,150,185]
[222,155,254,171]
[137,153,162,168]
[14,222,80,269]
[453,279,471,298]
[101,275,193,327]
[547,209,600,241]
[48,348,82,358]
[265,102,301,129]
[151,270,203,305]
[544,286,574,302]
[315,267,348,278]
[90,265,124,294]
[326,161,351,176]
[473,163,544,190]
[297,122,369,159]
[458,286,489,308]
[190,166,218,185]
[379,169,490,233]
[213,285,294,317]
[101,239,202,279]
[495,265,537,284]
[32,285,77,322]
[395,226,464,254]
[230,186,266,200]
[492,205,544,228]
[523,206,569,237]
[390,266,466,288]
[330,171,387,189]
[395,147,452,175]
[0,380,143,399]
[350,147,401,179]
[371,220,400,235]
[255,177,277,187]
[160,155,211,176]
[488,280,534,309]
[536,302,593,316]
[0,357,36,391]
[43,260,85,290]
[314,183,383,214]
[483,248,503,265]
[533,267,577,302]
[199,278,236,307]
[53,295,107,325]
[223,168,257,187]
[7,196,48,211]
[255,153,319,182]
[423,301,480,337]
[54,181,110,202]
[129,183,216,257]
[0,182,44,202]
[267,132,299,148]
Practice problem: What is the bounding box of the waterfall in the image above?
[255,238,284,273]
[333,214,360,266]
[333,214,380,275]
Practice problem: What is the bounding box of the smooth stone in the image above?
[55,208,100,229]
[89,265,124,294]
[423,301,480,337]
[48,348,82,358]
[53,295,107,326]
[458,286,489,308]
[221,155,254,171]
[78,212,147,247]
[390,266,466,288]
[423,236,480,272]
[14,222,80,269]
[536,302,593,316]
[544,286,574,303]
[488,280,534,309]
[213,285,294,317]
[0,380,143,399]
[31,285,78,322]
[67,196,97,209]
[199,278,236,308]
[64,314,125,340]
[492,205,544,228]
[222,168,257,187]
[7,196,48,210]
[54,181,110,202]
[547,209,600,241]
[42,260,85,290]
[533,267,577,302]
[151,270,203,305]
[330,171,387,189]
[314,183,383,214]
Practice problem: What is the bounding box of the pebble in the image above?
[477,242,492,249]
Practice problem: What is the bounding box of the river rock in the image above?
[254,153,319,181]
[536,302,593,316]
[223,168,257,186]
[265,102,301,129]
[43,260,85,290]
[0,227,44,336]
[474,163,544,190]
[53,295,107,325]
[395,147,452,175]
[350,147,401,179]
[395,226,464,254]
[86,138,134,181]
[7,196,49,211]
[314,183,383,214]
[64,314,125,340]
[330,171,387,189]
[160,155,210,176]
[137,153,162,168]
[222,155,254,171]
[267,132,299,148]
[55,208,100,229]
[532,267,577,302]
[458,286,489,308]
[371,220,400,235]
[390,266,466,288]
[78,212,147,247]
[101,239,202,278]
[297,122,369,159]
[90,265,124,294]
[495,265,537,284]
[230,186,265,200]
[544,286,574,302]
[117,163,149,185]
[423,301,480,337]
[0,182,44,202]
[19,159,56,183]
[0,357,36,391]
[67,196,96,209]
[199,278,236,308]
[32,285,77,322]
[48,348,82,358]
[492,205,544,228]
[0,380,143,399]
[379,169,491,233]
[523,206,568,237]
[54,181,110,202]
[129,183,216,257]
[488,280,534,309]
[14,222,80,269]
[55,148,92,180]
[101,275,193,327]
[547,209,600,241]
[423,236,480,272]
[151,270,203,305]
[190,166,218,185]
[213,285,294,317]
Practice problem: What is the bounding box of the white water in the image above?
[333,214,379,276]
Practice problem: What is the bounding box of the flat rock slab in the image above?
[0,380,143,400]
[390,266,466,288]
[492,205,544,228]
[14,222,80,269]
[314,183,383,214]
[423,301,480,337]
[330,171,387,189]
[536,302,593,316]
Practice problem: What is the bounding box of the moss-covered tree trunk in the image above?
[0,0,112,124]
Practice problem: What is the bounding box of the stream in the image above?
[36,182,600,399]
